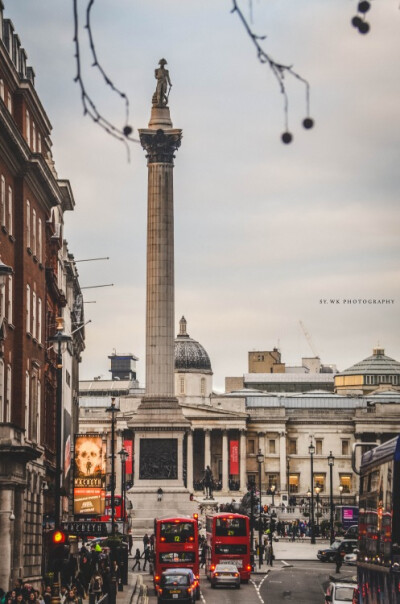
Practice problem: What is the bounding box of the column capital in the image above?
[139,128,182,163]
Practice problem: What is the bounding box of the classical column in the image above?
[240,430,247,490]
[279,432,287,490]
[204,429,211,469]
[222,430,229,491]
[187,430,194,491]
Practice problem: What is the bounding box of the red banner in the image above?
[230,440,239,475]
[124,439,133,474]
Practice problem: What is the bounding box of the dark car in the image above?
[317,539,358,563]
[156,568,198,603]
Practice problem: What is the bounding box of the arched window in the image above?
[26,284,31,332]
[26,199,31,248]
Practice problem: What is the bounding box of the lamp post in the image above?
[106,398,118,536]
[286,457,290,493]
[249,481,255,568]
[308,440,316,544]
[339,484,343,506]
[328,451,335,544]
[315,486,321,536]
[271,484,276,507]
[118,447,128,530]
[49,317,72,530]
[256,449,264,568]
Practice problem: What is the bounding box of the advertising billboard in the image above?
[73,434,106,516]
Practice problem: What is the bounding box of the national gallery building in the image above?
[79,319,400,511]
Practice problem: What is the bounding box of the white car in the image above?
[343,552,357,566]
[325,581,357,604]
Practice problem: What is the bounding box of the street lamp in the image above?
[315,485,321,536]
[118,447,129,529]
[286,456,290,493]
[328,451,335,544]
[256,449,264,569]
[339,484,343,506]
[308,440,316,544]
[270,484,276,507]
[48,317,72,530]
[106,398,118,536]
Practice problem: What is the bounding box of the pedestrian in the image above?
[128,532,133,556]
[200,544,207,569]
[335,548,343,574]
[64,590,77,604]
[88,574,103,603]
[142,546,151,572]
[132,548,141,571]
[266,541,274,567]
[149,534,155,550]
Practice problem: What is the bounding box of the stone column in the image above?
[279,432,287,490]
[0,488,14,590]
[204,429,211,469]
[240,430,247,490]
[222,430,229,492]
[187,430,194,491]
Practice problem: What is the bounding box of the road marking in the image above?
[250,574,269,604]
[200,591,206,603]
[268,580,282,583]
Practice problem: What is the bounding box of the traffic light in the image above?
[49,530,69,570]
[193,513,199,522]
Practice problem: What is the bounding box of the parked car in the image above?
[317,539,358,562]
[343,551,357,566]
[344,525,358,539]
[324,580,357,603]
[156,568,198,603]
[210,564,240,589]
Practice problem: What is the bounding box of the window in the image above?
[25,371,30,434]
[200,377,206,395]
[267,474,279,489]
[30,372,38,442]
[247,439,255,455]
[32,122,36,152]
[32,292,36,339]
[314,474,326,492]
[26,284,31,332]
[341,440,350,455]
[37,380,41,442]
[0,360,4,421]
[289,474,300,493]
[269,439,276,454]
[7,91,12,113]
[179,376,185,394]
[316,439,323,455]
[38,218,42,262]
[289,439,297,455]
[340,474,352,494]
[37,133,42,153]
[0,79,4,101]
[1,175,5,225]
[7,275,12,324]
[6,364,11,422]
[37,298,42,344]
[26,200,31,247]
[26,110,31,146]
[32,209,36,255]
[7,185,12,235]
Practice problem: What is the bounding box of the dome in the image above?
[338,348,400,376]
[174,317,212,374]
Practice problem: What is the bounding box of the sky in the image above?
[5,0,400,391]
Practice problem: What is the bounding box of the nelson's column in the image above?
[128,60,196,529]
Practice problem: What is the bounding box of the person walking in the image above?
[142,546,151,572]
[88,574,103,604]
[132,548,141,571]
[200,543,207,569]
[266,541,274,567]
[335,547,343,574]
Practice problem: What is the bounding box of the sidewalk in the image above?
[252,538,329,574]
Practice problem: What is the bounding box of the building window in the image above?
[6,364,11,422]
[26,110,31,146]
[37,298,42,344]
[7,91,12,113]
[269,439,276,454]
[179,376,185,394]
[289,474,300,493]
[26,284,31,332]
[267,474,279,489]
[247,439,255,455]
[37,133,42,153]
[316,439,323,455]
[32,209,36,255]
[30,372,38,442]
[1,175,5,225]
[25,371,30,434]
[26,200,31,247]
[289,439,297,455]
[38,218,42,263]
[341,440,350,456]
[7,275,12,324]
[0,360,4,420]
[7,185,12,235]
[32,292,36,339]
[0,79,4,101]
[32,122,36,152]
[37,380,41,442]
[200,377,206,395]
[314,474,326,492]
[340,474,352,494]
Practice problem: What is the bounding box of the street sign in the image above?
[61,521,108,536]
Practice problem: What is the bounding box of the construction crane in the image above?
[299,320,319,358]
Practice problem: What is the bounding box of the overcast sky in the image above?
[6,0,400,391]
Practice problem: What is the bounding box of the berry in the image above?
[123,125,133,136]
[303,118,314,130]
[358,1,371,13]
[281,132,293,144]
[358,21,370,34]
[351,15,362,28]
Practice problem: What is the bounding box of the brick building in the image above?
[0,2,84,588]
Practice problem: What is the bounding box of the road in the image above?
[142,561,357,603]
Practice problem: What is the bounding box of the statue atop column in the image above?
[152,58,172,107]
[203,465,214,500]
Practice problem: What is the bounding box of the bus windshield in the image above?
[160,521,195,543]
[215,517,247,537]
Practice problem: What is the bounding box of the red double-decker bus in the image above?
[154,516,200,599]
[99,495,126,522]
[205,513,251,582]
